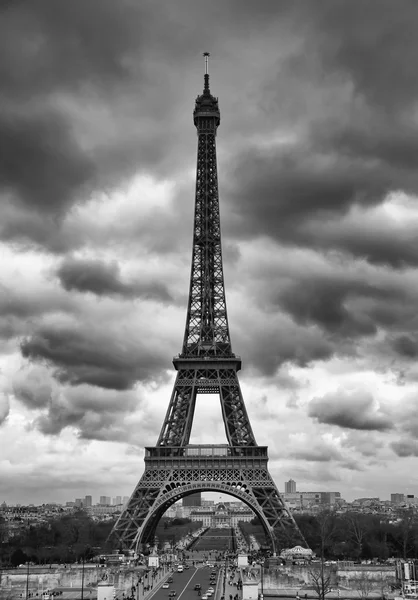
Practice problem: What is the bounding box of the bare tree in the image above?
[396,509,417,559]
[317,510,337,558]
[309,511,337,600]
[309,563,333,600]
[345,513,369,559]
[353,571,374,600]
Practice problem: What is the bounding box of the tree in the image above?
[309,511,338,600]
[345,513,370,559]
[10,548,29,567]
[395,510,417,559]
[309,563,333,600]
[316,511,337,559]
[354,571,374,600]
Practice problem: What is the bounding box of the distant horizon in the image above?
[2,489,413,507]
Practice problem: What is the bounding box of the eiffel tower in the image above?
[111,54,307,554]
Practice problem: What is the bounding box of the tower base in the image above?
[112,444,306,553]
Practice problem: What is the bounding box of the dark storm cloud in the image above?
[0,0,142,209]
[33,386,137,441]
[56,257,173,302]
[243,253,418,368]
[2,0,417,263]
[391,335,418,359]
[296,0,418,114]
[12,366,163,442]
[308,390,392,432]
[277,275,392,338]
[223,2,418,265]
[390,440,418,458]
[0,111,95,214]
[234,314,334,377]
[0,282,73,343]
[229,143,393,229]
[20,322,169,390]
[0,0,141,99]
[226,137,418,265]
[0,0,291,252]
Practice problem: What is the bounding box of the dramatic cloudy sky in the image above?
[1,0,418,506]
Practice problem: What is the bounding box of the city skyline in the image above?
[1,1,418,506]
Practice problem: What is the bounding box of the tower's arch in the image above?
[138,483,275,551]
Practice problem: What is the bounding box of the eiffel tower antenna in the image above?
[110,55,308,553]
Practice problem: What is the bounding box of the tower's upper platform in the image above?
[193,53,220,127]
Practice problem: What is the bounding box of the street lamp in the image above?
[25,561,30,600]
[81,555,85,600]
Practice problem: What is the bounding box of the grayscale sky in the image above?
[1,0,418,505]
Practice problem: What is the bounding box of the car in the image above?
[206,592,213,597]
[162,583,169,589]
[207,588,214,593]
[169,592,176,597]
[168,578,174,583]
[185,565,190,569]
[201,595,208,600]
[194,585,201,591]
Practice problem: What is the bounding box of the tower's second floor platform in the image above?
[144,444,268,469]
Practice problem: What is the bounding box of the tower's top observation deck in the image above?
[194,52,220,127]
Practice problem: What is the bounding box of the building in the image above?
[84,495,92,508]
[391,494,405,504]
[190,502,254,527]
[87,505,122,517]
[283,491,341,509]
[75,498,83,508]
[201,500,215,507]
[406,495,417,505]
[113,496,122,505]
[183,493,202,507]
[285,479,297,493]
[99,496,112,505]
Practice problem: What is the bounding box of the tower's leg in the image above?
[111,451,307,552]
[218,369,256,446]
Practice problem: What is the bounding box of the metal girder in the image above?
[182,91,231,359]
[111,452,307,553]
[109,72,308,554]
[157,365,256,447]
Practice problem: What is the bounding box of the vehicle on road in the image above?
[177,566,184,573]
[201,595,208,600]
[194,584,201,590]
[162,583,169,589]
[207,588,214,593]
[169,591,177,597]
[168,577,174,583]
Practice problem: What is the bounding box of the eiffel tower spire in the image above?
[110,55,307,553]
[181,51,231,358]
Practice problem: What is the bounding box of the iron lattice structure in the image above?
[111,56,307,554]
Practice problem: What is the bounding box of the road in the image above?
[146,565,223,600]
